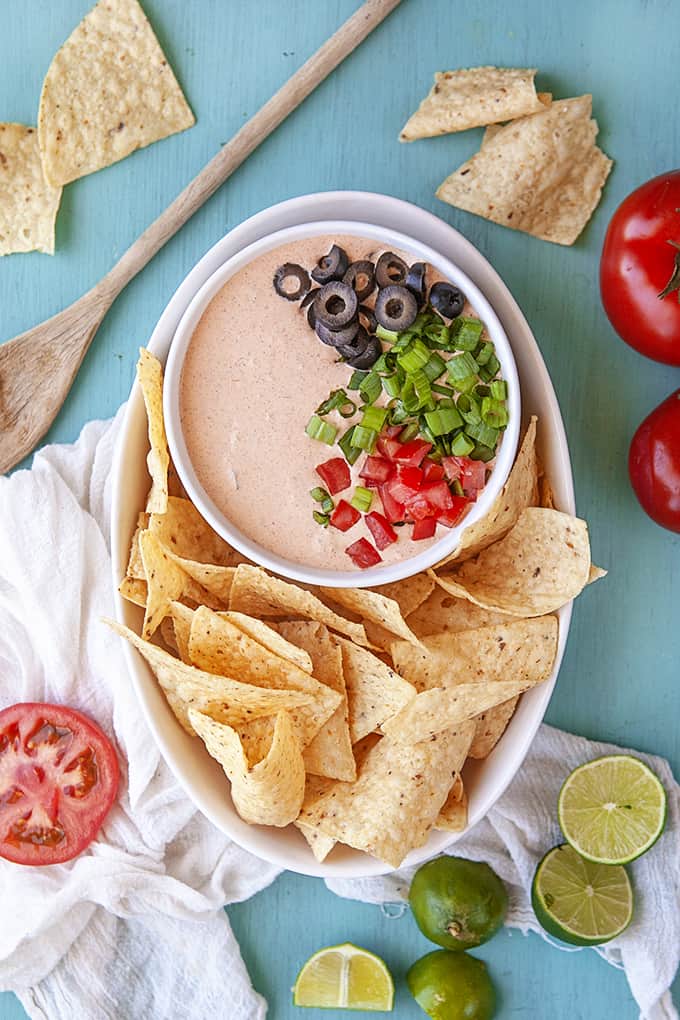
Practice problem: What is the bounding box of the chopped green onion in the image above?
[451,318,484,351]
[474,384,491,399]
[306,414,337,445]
[447,351,479,382]
[469,444,496,463]
[456,393,482,425]
[313,511,330,527]
[481,397,509,428]
[339,426,362,465]
[361,405,389,432]
[465,419,499,448]
[350,487,374,513]
[397,338,430,374]
[452,479,465,496]
[479,354,501,382]
[347,370,368,391]
[310,487,329,503]
[431,382,455,397]
[321,496,335,514]
[392,333,413,353]
[451,432,475,456]
[419,422,438,447]
[422,352,447,383]
[451,374,478,394]
[316,388,357,419]
[382,373,402,398]
[375,324,399,343]
[359,371,381,405]
[475,341,495,366]
[350,425,378,452]
[388,400,411,425]
[490,379,508,401]
[402,369,432,414]
[424,405,463,436]
[424,322,450,346]
[399,421,420,443]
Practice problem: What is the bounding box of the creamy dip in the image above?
[179,235,466,571]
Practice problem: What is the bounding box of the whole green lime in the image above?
[407,950,496,1020]
[409,856,508,950]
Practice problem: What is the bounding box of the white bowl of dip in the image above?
[162,221,521,588]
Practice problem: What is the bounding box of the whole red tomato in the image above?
[601,170,680,364]
[629,390,680,532]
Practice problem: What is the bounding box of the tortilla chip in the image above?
[406,587,508,639]
[125,512,149,580]
[187,606,341,748]
[433,508,592,616]
[38,0,194,187]
[538,469,556,510]
[469,697,519,759]
[373,574,435,619]
[589,564,607,584]
[118,576,147,607]
[229,565,369,646]
[149,496,242,567]
[167,555,236,605]
[436,775,468,832]
[169,601,193,662]
[189,709,304,827]
[159,615,178,655]
[104,619,310,734]
[279,622,355,783]
[380,680,534,743]
[298,722,475,868]
[227,613,313,674]
[436,96,612,245]
[392,616,558,692]
[400,67,547,141]
[438,417,539,566]
[137,348,169,514]
[334,638,415,743]
[322,587,421,647]
[0,123,62,255]
[480,94,552,149]
[139,530,186,639]
[296,775,337,862]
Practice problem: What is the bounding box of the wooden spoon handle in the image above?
[106,0,401,296]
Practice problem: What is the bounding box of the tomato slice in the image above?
[0,703,119,866]
[345,537,382,568]
[378,483,406,524]
[412,517,437,541]
[377,435,403,461]
[392,439,433,468]
[421,481,455,512]
[365,511,398,550]
[316,457,351,495]
[422,461,446,483]
[444,455,487,495]
[330,499,361,532]
[399,466,424,490]
[403,491,434,521]
[438,496,470,527]
[359,455,393,484]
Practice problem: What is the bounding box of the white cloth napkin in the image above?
[0,413,677,1020]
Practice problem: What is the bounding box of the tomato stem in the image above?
[657,241,680,301]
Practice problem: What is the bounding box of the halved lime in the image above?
[532,844,634,946]
[293,942,394,1011]
[558,754,667,865]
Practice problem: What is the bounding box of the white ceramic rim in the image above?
[111,191,575,878]
[162,219,521,588]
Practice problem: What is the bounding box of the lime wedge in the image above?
[293,942,394,1011]
[558,754,667,865]
[532,844,634,946]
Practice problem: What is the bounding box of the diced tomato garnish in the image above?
[437,496,470,527]
[442,456,464,482]
[365,511,398,550]
[443,455,487,495]
[377,435,403,461]
[330,499,360,532]
[385,472,418,505]
[315,457,350,495]
[423,460,446,483]
[420,481,455,512]
[359,455,393,484]
[392,439,432,468]
[384,425,404,439]
[378,483,406,524]
[412,517,437,540]
[345,537,382,568]
[403,491,434,521]
[399,465,423,490]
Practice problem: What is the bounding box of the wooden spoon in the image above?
[0,0,400,474]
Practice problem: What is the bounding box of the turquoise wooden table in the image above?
[1,1,678,1017]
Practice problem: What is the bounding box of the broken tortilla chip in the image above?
[469,697,519,759]
[400,67,547,141]
[229,565,369,646]
[189,709,305,827]
[38,0,194,187]
[433,507,593,616]
[436,95,612,245]
[137,348,169,514]
[334,637,414,743]
[0,123,62,255]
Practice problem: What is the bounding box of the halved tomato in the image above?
[0,703,119,866]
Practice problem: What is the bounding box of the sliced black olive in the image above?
[337,324,370,358]
[344,335,382,369]
[273,262,310,301]
[405,262,427,306]
[315,317,360,348]
[342,260,376,302]
[375,251,408,289]
[374,285,418,332]
[313,281,358,330]
[358,304,377,334]
[311,244,349,284]
[429,281,465,319]
[300,286,320,310]
[307,302,317,330]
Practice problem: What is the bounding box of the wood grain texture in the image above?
[0,0,678,1017]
